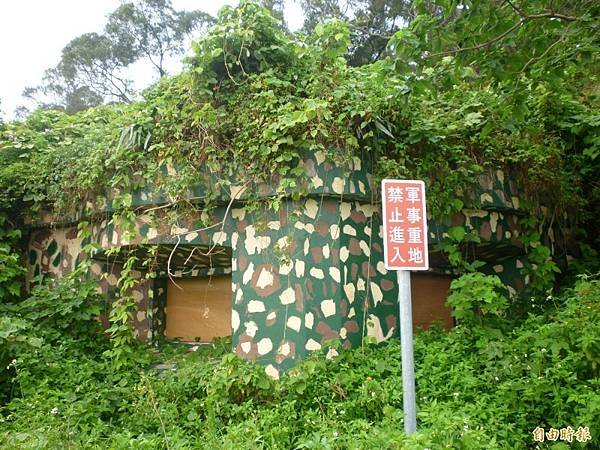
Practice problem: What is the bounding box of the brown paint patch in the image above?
[266,311,277,326]
[372,242,382,253]
[480,221,492,241]
[344,320,360,333]
[306,278,314,300]
[251,264,281,297]
[294,284,304,312]
[339,299,348,318]
[386,314,397,332]
[311,247,323,264]
[304,159,317,177]
[381,278,394,291]
[316,321,339,340]
[315,221,330,237]
[330,247,339,264]
[236,220,249,233]
[349,238,362,256]
[237,255,249,272]
[350,263,358,279]
[496,224,504,241]
[350,211,367,224]
[361,262,376,278]
[322,201,337,214]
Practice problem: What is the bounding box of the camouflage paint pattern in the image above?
[26,151,565,376]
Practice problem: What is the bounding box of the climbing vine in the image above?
[0,0,598,349]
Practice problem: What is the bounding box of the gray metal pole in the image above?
[397,270,417,435]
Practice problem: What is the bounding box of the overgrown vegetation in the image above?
[0,1,599,448]
[0,275,598,448]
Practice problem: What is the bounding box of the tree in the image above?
[300,0,413,65]
[24,32,135,113]
[25,0,214,114]
[105,0,214,77]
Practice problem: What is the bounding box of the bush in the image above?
[1,277,598,449]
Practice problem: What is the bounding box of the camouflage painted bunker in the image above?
[26,148,544,377]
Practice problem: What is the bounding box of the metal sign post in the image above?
[397,270,416,434]
[381,179,428,436]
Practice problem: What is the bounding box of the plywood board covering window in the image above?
[165,276,232,342]
[410,273,453,330]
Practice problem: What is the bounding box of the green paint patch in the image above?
[47,239,58,256]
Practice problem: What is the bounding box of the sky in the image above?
[0,0,304,120]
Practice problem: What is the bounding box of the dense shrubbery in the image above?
[0,276,598,449]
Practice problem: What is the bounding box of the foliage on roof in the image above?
[0,0,598,242]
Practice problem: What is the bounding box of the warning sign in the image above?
[381,179,429,271]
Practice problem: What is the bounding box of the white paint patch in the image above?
[241,342,251,353]
[305,312,314,329]
[295,260,305,277]
[357,278,366,291]
[231,309,240,331]
[329,267,341,283]
[286,316,302,332]
[230,184,247,200]
[364,226,371,237]
[245,321,258,338]
[348,307,356,318]
[231,232,239,250]
[212,231,227,245]
[279,287,296,305]
[311,175,324,189]
[304,198,319,219]
[326,348,339,360]
[305,339,322,351]
[265,364,279,380]
[267,311,277,321]
[279,260,292,275]
[256,267,274,289]
[304,239,310,255]
[367,314,394,343]
[248,300,265,313]
[340,246,349,262]
[370,282,383,306]
[231,208,246,220]
[340,202,351,221]
[376,261,387,275]
[490,212,499,233]
[235,289,243,303]
[315,150,326,164]
[344,283,356,303]
[332,177,346,194]
[322,244,330,259]
[243,262,254,285]
[321,299,336,317]
[339,327,347,339]
[343,224,356,236]
[310,268,324,279]
[356,203,376,217]
[493,265,504,273]
[257,338,273,355]
[480,192,494,203]
[147,228,158,240]
[278,342,291,356]
[330,224,340,240]
[359,240,371,256]
[267,221,281,230]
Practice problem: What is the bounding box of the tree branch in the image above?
[426,9,581,59]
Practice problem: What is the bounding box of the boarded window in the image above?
[410,273,453,330]
[165,275,232,342]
